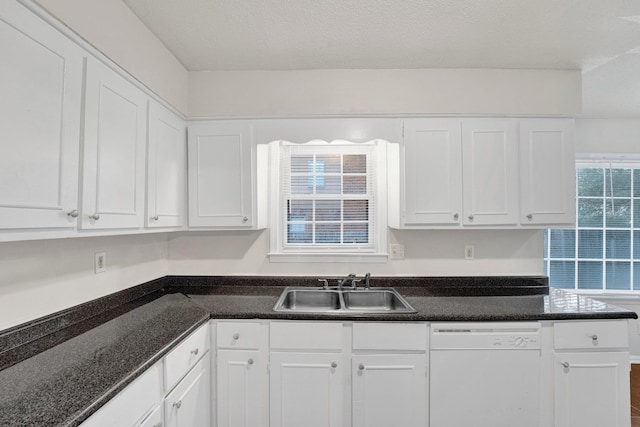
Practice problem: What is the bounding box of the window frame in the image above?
[544,156,640,293]
[268,139,388,262]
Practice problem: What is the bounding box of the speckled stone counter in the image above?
[186,284,637,322]
[0,292,208,427]
[0,275,636,427]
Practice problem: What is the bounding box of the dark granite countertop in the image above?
[0,275,635,426]
[0,292,209,427]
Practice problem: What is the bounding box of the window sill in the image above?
[561,290,640,304]
[268,252,389,263]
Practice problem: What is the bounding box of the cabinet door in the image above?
[138,405,162,427]
[402,119,462,226]
[146,100,186,228]
[270,352,344,427]
[520,119,575,225]
[0,2,83,230]
[187,123,254,228]
[554,352,630,427]
[217,350,268,427]
[81,57,147,230]
[462,119,519,225]
[165,353,211,427]
[352,354,427,427]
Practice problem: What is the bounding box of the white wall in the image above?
[575,118,640,154]
[0,234,168,330]
[168,229,544,276]
[33,0,189,115]
[189,69,581,118]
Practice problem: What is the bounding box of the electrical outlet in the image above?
[464,245,475,260]
[94,252,106,274]
[390,244,405,259]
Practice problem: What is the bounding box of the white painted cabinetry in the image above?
[269,322,345,427]
[461,119,519,226]
[216,321,269,427]
[553,321,630,427]
[520,118,575,225]
[0,1,83,230]
[401,119,462,225]
[165,353,211,427]
[351,323,428,427]
[187,122,255,228]
[81,57,148,230]
[396,118,575,228]
[146,100,186,229]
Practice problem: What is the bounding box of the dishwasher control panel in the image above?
[431,322,541,350]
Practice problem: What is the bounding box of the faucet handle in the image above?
[318,279,330,289]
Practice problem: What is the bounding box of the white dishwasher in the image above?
[430,322,541,427]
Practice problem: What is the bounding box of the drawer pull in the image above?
[468,215,474,222]
[191,348,199,356]
[562,362,570,369]
[89,213,100,221]
[591,334,598,341]
[331,362,337,368]
[358,363,365,371]
[153,423,161,427]
[67,209,79,218]
[233,333,240,340]
[248,358,254,365]
[173,400,182,409]
[453,213,459,221]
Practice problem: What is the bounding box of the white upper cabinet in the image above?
[187,122,255,228]
[402,119,462,225]
[520,119,575,226]
[462,119,519,226]
[0,2,83,230]
[146,100,186,228]
[80,57,148,230]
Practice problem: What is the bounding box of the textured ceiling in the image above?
[122,0,640,116]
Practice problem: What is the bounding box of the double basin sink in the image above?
[273,287,417,314]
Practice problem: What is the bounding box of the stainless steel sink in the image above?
[342,289,416,313]
[273,287,416,314]
[276,289,342,311]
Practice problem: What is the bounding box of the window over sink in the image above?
[268,140,388,262]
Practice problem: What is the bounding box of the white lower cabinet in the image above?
[553,321,630,427]
[270,352,345,427]
[138,405,162,427]
[352,354,426,427]
[165,353,211,427]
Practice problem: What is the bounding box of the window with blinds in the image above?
[278,142,378,253]
[544,161,640,291]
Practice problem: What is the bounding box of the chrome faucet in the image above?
[337,273,356,290]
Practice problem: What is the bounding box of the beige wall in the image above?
[189,69,581,118]
[34,0,189,115]
[0,234,168,330]
[575,118,640,154]
[167,229,544,277]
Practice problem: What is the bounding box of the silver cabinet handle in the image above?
[67,209,79,218]
[591,334,598,341]
[233,333,240,340]
[453,213,459,221]
[89,213,100,221]
[151,215,159,221]
[331,362,337,368]
[248,358,254,365]
[358,363,365,371]
[153,423,161,427]
[468,215,474,222]
[191,348,199,356]
[173,400,182,409]
[526,214,533,221]
[562,362,570,369]
[242,216,249,223]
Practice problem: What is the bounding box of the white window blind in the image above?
[545,160,640,291]
[279,142,377,253]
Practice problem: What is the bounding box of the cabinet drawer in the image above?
[554,321,628,350]
[165,323,209,392]
[82,361,163,427]
[353,322,428,351]
[217,321,264,350]
[270,321,343,350]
